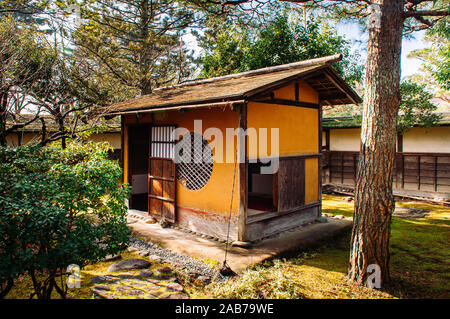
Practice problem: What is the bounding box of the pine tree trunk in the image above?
[348,0,404,287]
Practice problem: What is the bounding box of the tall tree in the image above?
[196,13,363,85]
[73,0,198,97]
[408,17,449,103]
[192,0,449,288]
[0,16,50,146]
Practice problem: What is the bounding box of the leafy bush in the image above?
[0,141,130,298]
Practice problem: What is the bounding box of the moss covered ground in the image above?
[7,195,449,299]
[204,195,449,299]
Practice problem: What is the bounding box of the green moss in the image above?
[201,258,220,270]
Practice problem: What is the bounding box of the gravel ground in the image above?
[128,236,224,281]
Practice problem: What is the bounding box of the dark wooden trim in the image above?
[273,172,278,210]
[120,115,125,183]
[318,103,323,217]
[434,156,438,192]
[251,98,319,109]
[246,201,321,224]
[401,152,450,156]
[251,91,275,101]
[323,68,362,104]
[397,133,403,153]
[322,128,330,151]
[238,102,248,242]
[418,154,421,191]
[295,82,299,101]
[249,153,322,163]
[319,93,349,101]
[127,123,132,208]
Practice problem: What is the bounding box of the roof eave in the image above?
[106,95,247,115]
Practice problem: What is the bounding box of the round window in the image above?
[175,132,213,190]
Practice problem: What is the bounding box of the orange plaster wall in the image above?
[273,81,319,103]
[305,158,319,204]
[247,103,319,158]
[248,80,319,158]
[248,80,320,205]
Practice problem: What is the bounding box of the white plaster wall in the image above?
[403,126,450,153]
[329,128,361,151]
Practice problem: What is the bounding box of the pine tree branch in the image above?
[404,10,450,18]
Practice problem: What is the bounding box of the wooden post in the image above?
[318,103,323,217]
[434,155,438,192]
[418,155,421,191]
[238,102,248,242]
[120,115,125,183]
[395,133,403,190]
[396,132,403,152]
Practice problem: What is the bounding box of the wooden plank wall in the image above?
[322,151,450,194]
[278,157,305,211]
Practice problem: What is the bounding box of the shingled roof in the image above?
[108,54,362,115]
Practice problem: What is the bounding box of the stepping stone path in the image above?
[104,254,122,262]
[107,258,151,272]
[92,262,189,299]
[393,207,429,219]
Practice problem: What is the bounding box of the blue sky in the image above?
[336,22,428,79]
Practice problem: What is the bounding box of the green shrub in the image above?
[0,141,130,299]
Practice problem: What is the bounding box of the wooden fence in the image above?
[322,151,450,194]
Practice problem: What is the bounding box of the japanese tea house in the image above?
[107,54,361,243]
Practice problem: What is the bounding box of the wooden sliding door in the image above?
[148,126,177,222]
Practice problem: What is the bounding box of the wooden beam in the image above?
[397,133,403,152]
[318,103,323,217]
[319,93,349,101]
[248,153,321,163]
[252,98,319,109]
[120,115,125,183]
[323,68,362,104]
[238,102,248,242]
[246,201,321,224]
